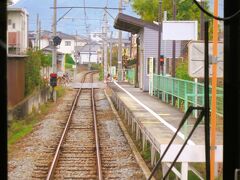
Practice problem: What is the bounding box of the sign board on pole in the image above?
[162,21,198,40]
[147,57,155,96]
[188,41,223,78]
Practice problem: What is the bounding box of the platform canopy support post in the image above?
[181,162,189,180]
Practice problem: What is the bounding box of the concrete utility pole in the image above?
[110,31,113,79]
[158,0,162,75]
[88,34,91,70]
[39,20,41,49]
[103,12,108,79]
[52,0,57,73]
[51,0,57,102]
[172,0,176,77]
[118,0,122,80]
[163,11,167,75]
[35,14,39,49]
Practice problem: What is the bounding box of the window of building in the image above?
[8,19,12,25]
[12,23,15,29]
[65,41,71,46]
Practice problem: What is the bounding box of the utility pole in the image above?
[172,0,176,77]
[39,20,41,49]
[103,11,108,79]
[163,11,167,75]
[35,14,39,49]
[52,0,57,102]
[88,34,91,70]
[109,31,113,79]
[118,0,122,80]
[52,0,57,74]
[158,0,162,75]
[135,37,139,88]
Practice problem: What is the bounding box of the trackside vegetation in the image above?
[25,50,52,96]
[8,86,66,153]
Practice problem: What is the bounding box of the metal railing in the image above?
[153,75,223,116]
[149,21,212,179]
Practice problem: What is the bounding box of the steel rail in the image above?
[46,72,90,180]
[91,74,103,180]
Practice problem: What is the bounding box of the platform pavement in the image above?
[108,81,223,163]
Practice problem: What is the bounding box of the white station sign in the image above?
[162,21,198,41]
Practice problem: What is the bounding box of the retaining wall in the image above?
[8,87,50,121]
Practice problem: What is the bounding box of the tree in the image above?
[25,50,42,95]
[131,0,211,25]
[108,45,118,67]
[65,54,75,65]
[131,0,159,22]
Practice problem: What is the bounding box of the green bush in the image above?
[25,50,53,96]
[25,50,42,95]
[41,54,52,67]
[176,60,193,81]
[65,63,73,69]
[65,54,75,65]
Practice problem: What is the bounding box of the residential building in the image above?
[75,43,101,64]
[7,7,28,54]
[29,30,88,63]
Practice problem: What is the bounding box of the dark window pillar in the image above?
[224,1,240,179]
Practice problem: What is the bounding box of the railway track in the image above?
[46,72,102,179]
[32,71,145,179]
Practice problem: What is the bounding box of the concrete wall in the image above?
[8,87,50,121]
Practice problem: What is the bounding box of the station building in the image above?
[114,13,181,91]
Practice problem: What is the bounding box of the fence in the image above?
[153,74,223,117]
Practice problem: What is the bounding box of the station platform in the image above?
[107,81,223,177]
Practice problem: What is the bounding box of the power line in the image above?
[50,6,125,10]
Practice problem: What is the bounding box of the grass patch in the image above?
[8,86,66,153]
[65,63,74,69]
[8,120,36,145]
[55,86,66,97]
[91,64,103,81]
[8,104,49,150]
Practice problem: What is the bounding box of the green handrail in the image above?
[153,74,223,116]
